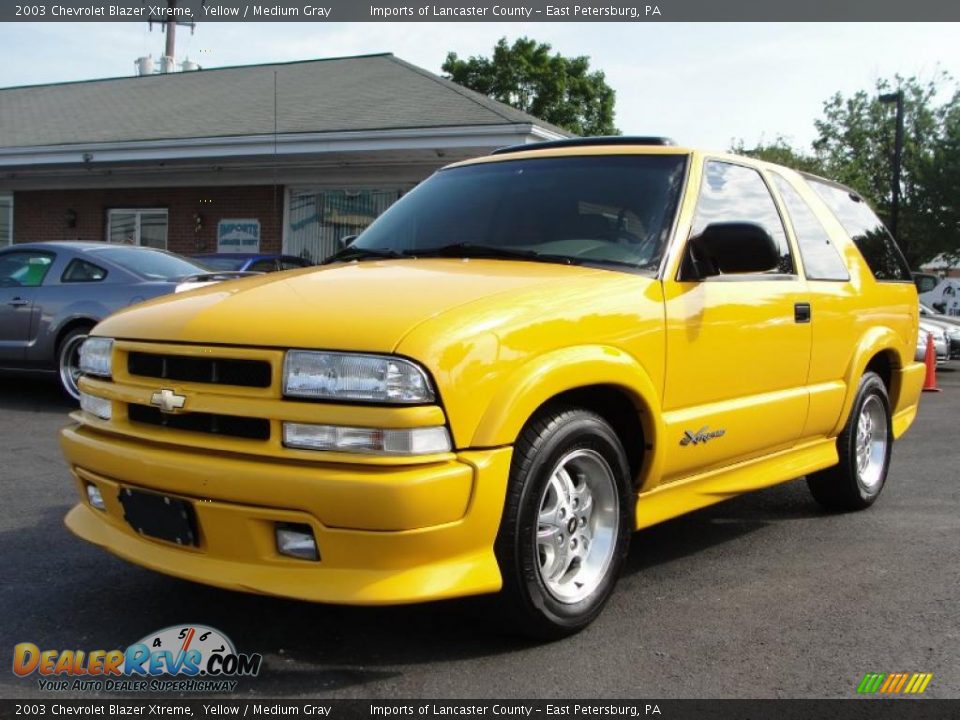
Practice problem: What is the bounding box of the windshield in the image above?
[197,257,247,271]
[90,246,208,280]
[345,154,688,271]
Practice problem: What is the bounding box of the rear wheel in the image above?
[495,406,633,639]
[807,372,891,511]
[57,326,92,401]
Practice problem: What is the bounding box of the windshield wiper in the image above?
[411,243,574,265]
[321,247,408,265]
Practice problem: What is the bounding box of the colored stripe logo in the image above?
[857,672,933,694]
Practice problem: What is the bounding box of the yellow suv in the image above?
[61,138,924,637]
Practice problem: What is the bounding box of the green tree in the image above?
[811,75,955,265]
[920,88,960,265]
[732,74,959,266]
[442,37,618,136]
[731,135,825,175]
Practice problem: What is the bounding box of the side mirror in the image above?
[339,234,358,250]
[681,222,780,280]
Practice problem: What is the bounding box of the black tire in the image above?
[494,405,633,640]
[57,325,93,401]
[807,372,892,512]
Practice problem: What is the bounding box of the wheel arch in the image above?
[469,345,664,491]
[53,317,98,360]
[832,328,908,437]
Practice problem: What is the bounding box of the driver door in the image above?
[0,250,55,365]
[659,159,812,483]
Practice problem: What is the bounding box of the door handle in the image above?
[794,302,811,324]
[7,297,29,307]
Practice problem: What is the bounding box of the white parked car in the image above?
[917,276,960,317]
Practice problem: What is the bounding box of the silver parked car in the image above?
[0,241,249,398]
[916,321,950,365]
[920,302,960,359]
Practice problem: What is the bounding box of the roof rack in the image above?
[491,136,677,155]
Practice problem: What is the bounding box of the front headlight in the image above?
[283,351,434,403]
[78,337,114,378]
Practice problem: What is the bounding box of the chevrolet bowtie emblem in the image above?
[150,388,186,414]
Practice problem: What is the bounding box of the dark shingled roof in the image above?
[0,53,568,149]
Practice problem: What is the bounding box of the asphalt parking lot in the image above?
[1,368,958,700]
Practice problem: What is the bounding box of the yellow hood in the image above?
[94,259,612,352]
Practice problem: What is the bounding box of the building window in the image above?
[286,188,402,263]
[0,194,12,247]
[107,209,168,249]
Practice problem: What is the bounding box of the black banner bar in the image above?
[3,0,960,22]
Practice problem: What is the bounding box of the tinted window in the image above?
[0,251,55,287]
[351,155,688,272]
[62,259,108,283]
[90,247,205,280]
[281,259,308,270]
[914,274,939,294]
[807,179,912,281]
[771,174,850,281]
[692,161,793,274]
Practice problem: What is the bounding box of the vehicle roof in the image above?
[448,141,695,169]
[4,241,160,252]
[444,140,838,185]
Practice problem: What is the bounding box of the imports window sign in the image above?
[217,219,261,253]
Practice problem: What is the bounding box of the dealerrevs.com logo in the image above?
[13,624,262,693]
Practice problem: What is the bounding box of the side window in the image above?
[771,173,850,281]
[248,259,277,273]
[915,275,938,294]
[0,251,55,288]
[806,179,912,281]
[61,259,108,283]
[692,161,793,274]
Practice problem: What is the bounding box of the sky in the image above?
[1,21,957,151]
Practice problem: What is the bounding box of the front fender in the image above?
[470,345,664,490]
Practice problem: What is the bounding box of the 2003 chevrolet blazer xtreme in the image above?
[61,137,924,637]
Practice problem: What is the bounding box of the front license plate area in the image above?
[119,488,198,546]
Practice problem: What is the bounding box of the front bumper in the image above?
[61,423,512,604]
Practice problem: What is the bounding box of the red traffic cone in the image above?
[922,332,941,393]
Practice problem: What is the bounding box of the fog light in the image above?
[275,523,319,561]
[79,392,111,420]
[86,483,106,511]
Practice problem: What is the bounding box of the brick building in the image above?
[0,54,566,262]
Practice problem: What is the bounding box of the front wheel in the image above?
[807,371,892,511]
[57,326,92,401]
[495,406,633,639]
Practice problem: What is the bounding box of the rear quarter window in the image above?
[771,173,850,281]
[805,178,912,282]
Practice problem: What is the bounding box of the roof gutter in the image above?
[0,123,568,169]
